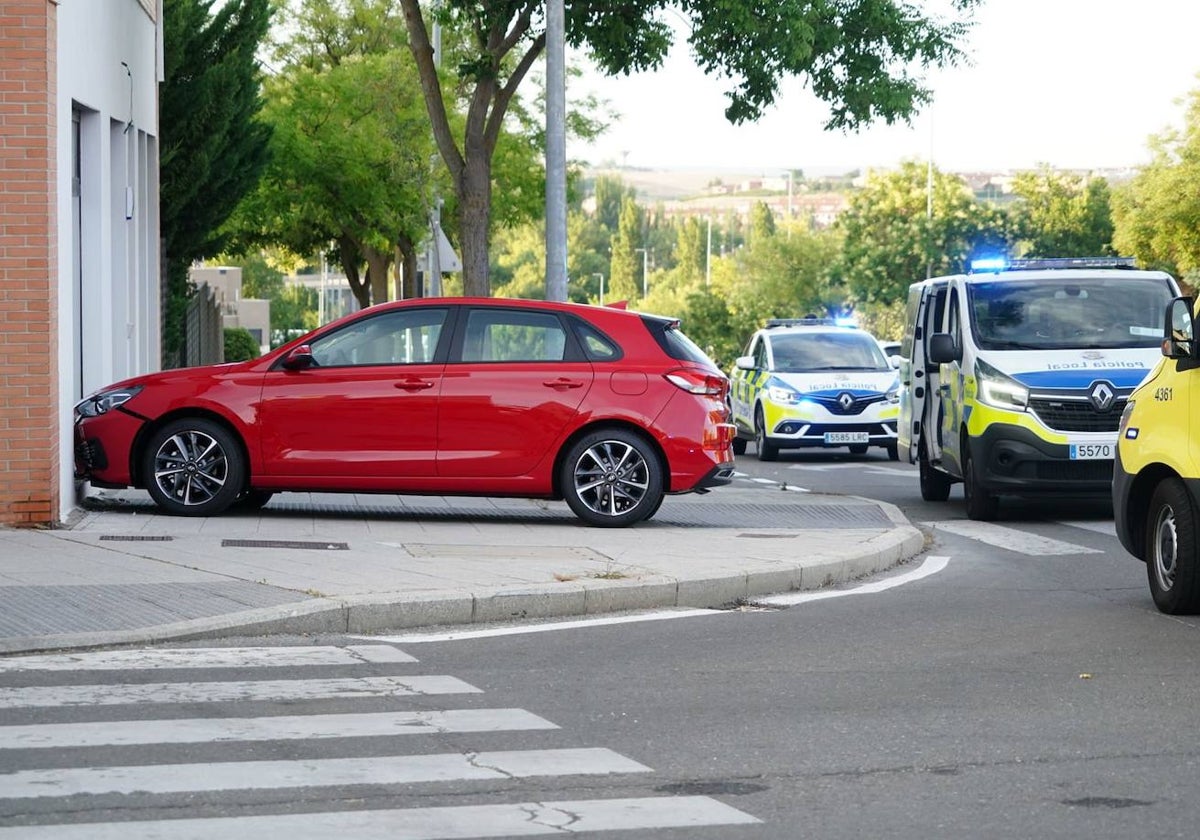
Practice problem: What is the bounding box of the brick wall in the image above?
[0,2,59,526]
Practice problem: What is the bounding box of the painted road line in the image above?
[0,748,651,798]
[0,675,481,709]
[756,555,950,607]
[924,521,1103,555]
[0,796,759,838]
[361,608,726,644]
[0,645,414,672]
[0,708,558,750]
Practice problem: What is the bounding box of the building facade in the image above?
[0,0,161,525]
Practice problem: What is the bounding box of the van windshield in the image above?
[968,276,1175,351]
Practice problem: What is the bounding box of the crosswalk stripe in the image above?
[0,708,558,749]
[0,645,414,672]
[923,520,1102,556]
[0,675,481,709]
[0,796,760,838]
[0,748,651,799]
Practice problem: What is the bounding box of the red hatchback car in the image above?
[75,298,735,527]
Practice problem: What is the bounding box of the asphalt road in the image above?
[4,448,1200,839]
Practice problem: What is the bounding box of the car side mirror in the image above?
[282,344,316,370]
[927,333,960,365]
[1163,297,1197,360]
[888,355,901,370]
[735,355,756,371]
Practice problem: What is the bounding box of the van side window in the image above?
[947,292,962,351]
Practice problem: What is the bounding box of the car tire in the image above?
[963,445,999,521]
[886,442,899,462]
[754,406,779,462]
[849,443,869,455]
[561,428,664,528]
[732,437,747,456]
[1145,478,1200,614]
[918,442,952,502]
[143,417,244,517]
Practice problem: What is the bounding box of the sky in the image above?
[566,0,1200,174]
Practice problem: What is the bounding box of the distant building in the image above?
[190,266,271,356]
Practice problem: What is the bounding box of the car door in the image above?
[436,306,594,478]
[256,306,450,479]
[900,281,948,463]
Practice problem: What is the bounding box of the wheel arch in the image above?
[130,408,253,492]
[1124,463,1184,562]
[551,420,669,499]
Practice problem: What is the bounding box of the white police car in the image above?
[729,318,901,461]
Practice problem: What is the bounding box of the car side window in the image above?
[754,337,769,370]
[460,309,569,362]
[309,308,448,367]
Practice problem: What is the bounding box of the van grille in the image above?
[1028,397,1126,433]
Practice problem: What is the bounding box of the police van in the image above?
[898,257,1180,519]
[729,318,900,461]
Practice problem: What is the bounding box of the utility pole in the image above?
[544,0,568,301]
[593,273,604,305]
[427,7,443,297]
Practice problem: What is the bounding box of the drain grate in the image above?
[99,535,174,542]
[222,539,349,551]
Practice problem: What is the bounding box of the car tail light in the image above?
[664,369,728,397]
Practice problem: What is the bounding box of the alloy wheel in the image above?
[152,429,230,507]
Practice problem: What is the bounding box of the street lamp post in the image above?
[635,248,649,297]
[593,273,604,305]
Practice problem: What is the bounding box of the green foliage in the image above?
[270,284,321,348]
[608,196,645,301]
[1009,166,1114,257]
[223,327,261,362]
[161,0,273,361]
[1112,87,1200,279]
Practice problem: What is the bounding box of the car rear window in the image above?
[641,315,719,368]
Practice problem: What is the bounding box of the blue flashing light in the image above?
[970,257,1008,272]
[835,316,858,328]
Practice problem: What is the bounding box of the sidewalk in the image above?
[0,482,925,654]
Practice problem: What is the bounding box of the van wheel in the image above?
[963,447,999,521]
[1145,478,1200,614]
[754,406,779,461]
[918,444,951,501]
[732,437,747,456]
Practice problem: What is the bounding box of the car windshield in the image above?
[968,276,1175,350]
[769,332,890,372]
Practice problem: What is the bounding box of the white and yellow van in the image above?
[1114,295,1200,613]
[898,257,1180,520]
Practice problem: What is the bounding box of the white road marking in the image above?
[0,675,480,709]
[0,748,650,799]
[0,796,759,838]
[0,645,414,672]
[1056,519,1117,537]
[0,708,557,750]
[755,555,949,606]
[787,463,906,479]
[924,521,1102,555]
[362,609,725,644]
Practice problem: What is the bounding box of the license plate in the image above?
[1069,443,1113,460]
[825,432,869,444]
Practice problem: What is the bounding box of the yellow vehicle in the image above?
[728,318,900,461]
[1114,296,1200,613]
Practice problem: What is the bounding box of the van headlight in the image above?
[975,358,1028,410]
[74,385,143,417]
[767,384,801,405]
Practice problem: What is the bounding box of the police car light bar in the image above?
[969,256,1138,273]
[765,317,837,328]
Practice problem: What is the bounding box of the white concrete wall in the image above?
[56,0,161,521]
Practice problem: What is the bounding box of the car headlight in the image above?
[975,358,1027,410]
[75,385,143,418]
[767,384,801,405]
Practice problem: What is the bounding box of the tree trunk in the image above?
[363,244,391,307]
[459,152,493,297]
[396,234,418,299]
[338,235,370,310]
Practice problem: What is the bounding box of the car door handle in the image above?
[543,378,584,390]
[394,379,435,391]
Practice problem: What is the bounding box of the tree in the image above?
[608,196,645,301]
[836,161,1008,307]
[1113,86,1200,279]
[1010,166,1114,258]
[400,0,982,296]
[161,0,273,363]
[223,327,261,361]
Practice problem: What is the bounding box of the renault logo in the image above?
[838,392,855,411]
[1089,381,1115,412]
